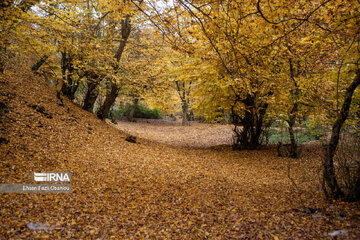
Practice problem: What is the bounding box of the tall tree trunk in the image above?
[286,58,300,158]
[287,102,298,158]
[239,109,254,149]
[83,81,99,113]
[181,100,189,126]
[85,90,98,113]
[287,115,297,158]
[323,69,360,200]
[60,51,79,100]
[61,76,79,100]
[175,80,191,126]
[127,98,138,122]
[233,94,267,150]
[97,81,119,120]
[97,15,131,120]
[253,103,268,146]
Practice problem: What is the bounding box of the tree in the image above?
[169,54,199,126]
[319,0,360,200]
[324,70,360,200]
[97,13,132,120]
[175,80,191,126]
[138,0,276,148]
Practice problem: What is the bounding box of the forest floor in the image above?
[1,70,360,239]
[111,119,234,148]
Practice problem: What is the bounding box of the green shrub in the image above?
[265,119,319,144]
[111,109,125,118]
[149,108,162,119]
[110,103,162,119]
[305,119,327,140]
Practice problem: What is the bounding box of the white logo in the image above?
[34,173,71,182]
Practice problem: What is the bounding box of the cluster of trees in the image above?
[1,0,167,120]
[1,0,359,200]
[138,0,360,200]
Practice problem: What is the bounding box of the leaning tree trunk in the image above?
[31,55,48,73]
[97,15,131,120]
[323,69,360,200]
[61,71,79,100]
[84,89,98,113]
[97,82,119,120]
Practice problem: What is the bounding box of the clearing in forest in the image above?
[1,71,360,239]
[110,119,234,148]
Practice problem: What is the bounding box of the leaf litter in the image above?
[0,70,359,239]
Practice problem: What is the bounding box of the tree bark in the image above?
[181,101,189,126]
[232,94,267,150]
[60,51,78,100]
[61,80,79,101]
[287,116,297,158]
[254,103,268,146]
[31,55,48,73]
[0,60,4,74]
[175,80,191,126]
[84,89,98,113]
[97,81,119,120]
[323,69,360,200]
[127,98,138,122]
[97,15,131,120]
[287,102,298,158]
[286,58,300,158]
[83,80,99,113]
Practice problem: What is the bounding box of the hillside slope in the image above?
[0,70,359,239]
